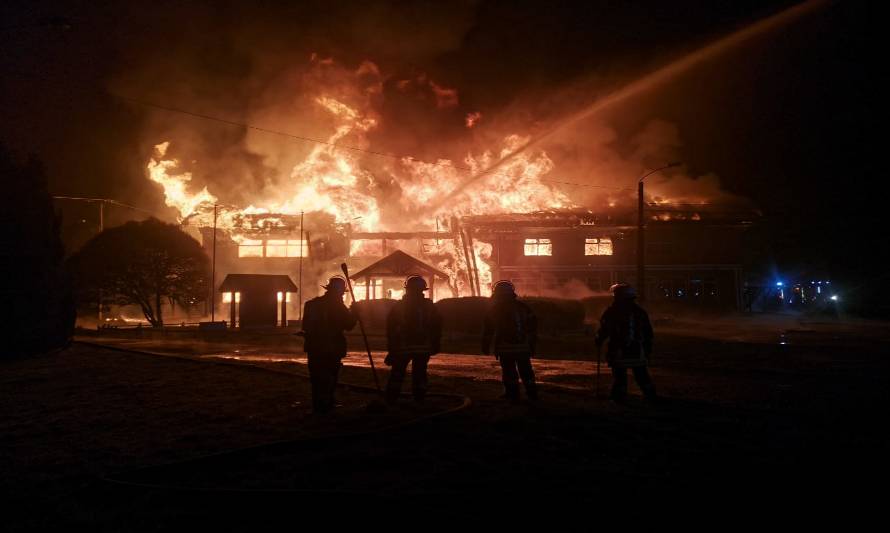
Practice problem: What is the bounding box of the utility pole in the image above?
[637,162,681,302]
[637,180,645,302]
[51,196,160,327]
[98,200,104,323]
[298,211,304,321]
[211,204,217,322]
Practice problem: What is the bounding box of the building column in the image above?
[229,292,236,329]
[281,294,288,327]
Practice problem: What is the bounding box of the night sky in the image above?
[1,1,877,299]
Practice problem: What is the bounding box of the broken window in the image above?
[584,237,613,256]
[524,238,552,256]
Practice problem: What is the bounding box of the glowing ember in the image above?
[465,111,482,128]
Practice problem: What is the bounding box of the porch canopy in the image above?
[219,274,298,294]
[219,274,297,328]
[348,250,449,300]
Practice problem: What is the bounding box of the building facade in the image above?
[193,205,757,313]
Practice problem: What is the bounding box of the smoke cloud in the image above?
[99,0,748,225]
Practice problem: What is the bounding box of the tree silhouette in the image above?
[0,146,75,356]
[67,218,209,327]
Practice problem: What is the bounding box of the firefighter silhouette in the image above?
[300,277,357,414]
[482,280,539,402]
[595,283,658,403]
[384,276,442,404]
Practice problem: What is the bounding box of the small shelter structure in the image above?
[219,274,297,328]
[349,250,450,301]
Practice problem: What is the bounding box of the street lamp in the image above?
[637,162,681,301]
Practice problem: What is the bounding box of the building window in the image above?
[266,239,309,258]
[524,238,552,256]
[354,279,383,300]
[238,239,263,258]
[222,292,241,303]
[240,239,308,258]
[266,239,288,257]
[585,237,613,256]
[286,239,309,257]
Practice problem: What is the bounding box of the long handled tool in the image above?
[340,263,381,393]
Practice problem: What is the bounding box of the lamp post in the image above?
[211,204,217,322]
[637,162,681,301]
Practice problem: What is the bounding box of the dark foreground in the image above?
[2,323,888,528]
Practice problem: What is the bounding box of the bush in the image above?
[435,297,490,334]
[580,295,613,324]
[352,298,398,331]
[523,297,585,333]
[435,296,585,335]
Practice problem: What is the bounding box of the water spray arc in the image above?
[427,0,829,213]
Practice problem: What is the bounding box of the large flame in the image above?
[148,96,571,230]
[147,142,217,219]
[146,65,578,297]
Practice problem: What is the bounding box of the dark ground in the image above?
[2,318,888,528]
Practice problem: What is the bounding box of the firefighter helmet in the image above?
[609,283,636,299]
[323,276,347,293]
[493,280,516,296]
[404,275,429,291]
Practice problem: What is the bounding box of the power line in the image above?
[52,195,160,216]
[5,68,636,194]
[539,179,634,191]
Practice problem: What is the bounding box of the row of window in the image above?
[237,237,613,259]
[524,237,613,257]
[238,239,309,258]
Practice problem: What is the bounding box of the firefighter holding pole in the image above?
[300,277,357,414]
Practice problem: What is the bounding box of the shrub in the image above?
[352,298,398,331]
[435,297,490,334]
[523,297,585,333]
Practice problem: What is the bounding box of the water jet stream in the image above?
[429,0,829,213]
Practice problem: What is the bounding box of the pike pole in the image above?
[341,263,382,393]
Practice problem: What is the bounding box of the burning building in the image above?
[143,58,758,318]
[463,205,756,309]
[189,201,755,321]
